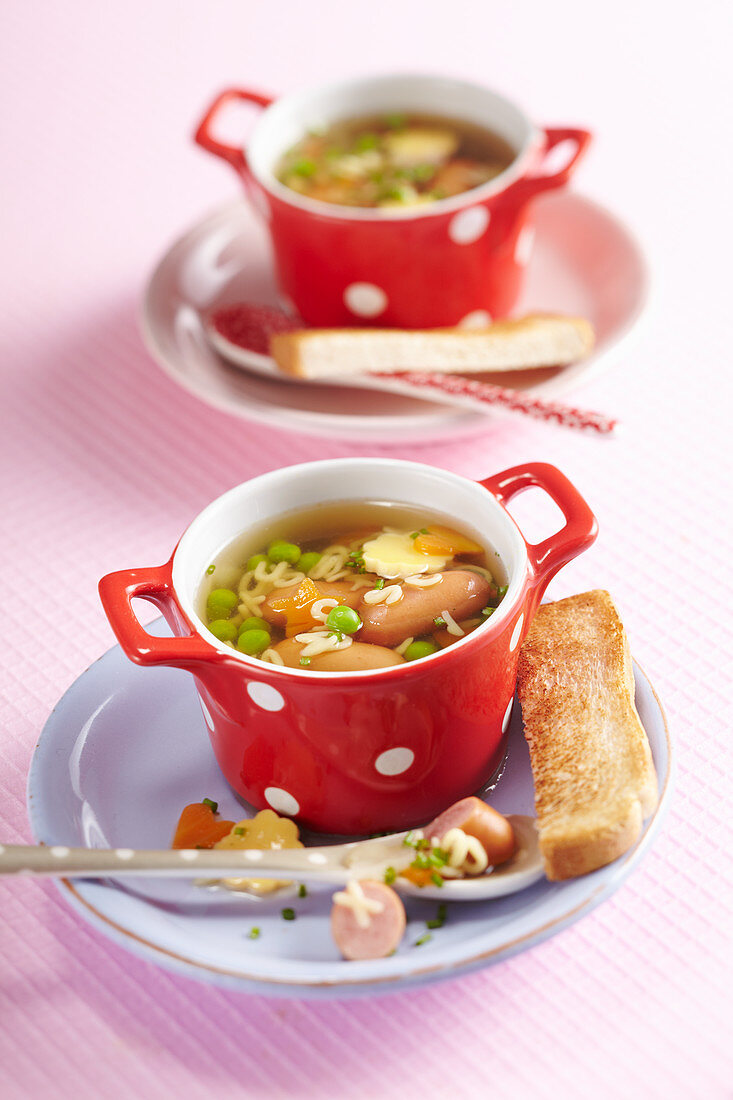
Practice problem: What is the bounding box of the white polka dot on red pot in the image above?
[247,682,285,711]
[264,787,300,815]
[458,309,492,329]
[514,225,535,265]
[374,747,415,776]
[510,614,524,653]
[343,282,388,318]
[449,206,490,245]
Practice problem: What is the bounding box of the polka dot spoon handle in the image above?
[0,839,411,885]
[0,818,543,900]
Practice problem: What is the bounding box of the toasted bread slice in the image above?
[270,314,594,379]
[516,590,658,881]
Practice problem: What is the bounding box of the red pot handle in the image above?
[98,564,215,668]
[501,127,592,210]
[481,462,597,590]
[193,87,274,176]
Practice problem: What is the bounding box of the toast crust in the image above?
[516,590,658,881]
[270,314,594,379]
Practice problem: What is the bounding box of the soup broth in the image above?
[275,113,516,209]
[198,501,507,672]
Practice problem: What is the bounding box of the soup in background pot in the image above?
[275,112,516,208]
[198,500,508,672]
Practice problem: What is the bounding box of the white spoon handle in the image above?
[0,842,363,884]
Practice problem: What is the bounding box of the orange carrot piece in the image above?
[413,525,483,558]
[269,577,323,637]
[399,865,436,887]
[172,802,235,849]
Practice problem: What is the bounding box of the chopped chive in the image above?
[234,826,245,836]
[202,798,218,813]
[298,884,308,898]
[385,112,406,129]
[195,844,205,850]
[403,830,420,848]
[300,656,311,667]
[355,132,379,151]
[205,564,216,575]
[430,871,444,888]
[410,531,419,539]
[384,866,396,885]
[414,933,432,947]
[420,528,429,534]
[248,926,261,939]
[481,606,496,618]
[409,164,435,182]
[281,908,296,921]
[374,578,385,590]
[428,850,446,868]
[497,584,508,598]
[434,616,446,627]
[328,629,345,642]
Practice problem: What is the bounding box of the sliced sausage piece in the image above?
[358,570,491,648]
[261,580,362,628]
[330,880,406,960]
[433,617,482,649]
[424,796,516,866]
[273,638,405,671]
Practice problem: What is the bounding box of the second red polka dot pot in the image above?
[194,74,591,328]
[98,460,597,835]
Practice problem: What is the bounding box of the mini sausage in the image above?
[261,580,362,627]
[358,570,491,648]
[330,879,406,960]
[433,617,482,649]
[273,638,405,671]
[424,796,516,866]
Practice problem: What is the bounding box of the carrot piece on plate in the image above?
[413,525,483,557]
[172,802,235,849]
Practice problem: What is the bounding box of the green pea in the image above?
[404,640,438,662]
[298,551,322,575]
[206,588,239,620]
[239,616,270,635]
[326,605,362,635]
[267,540,301,565]
[208,619,238,642]
[237,629,271,655]
[292,158,316,177]
[246,553,268,572]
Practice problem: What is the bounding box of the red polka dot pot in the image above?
[194,75,591,328]
[98,460,597,835]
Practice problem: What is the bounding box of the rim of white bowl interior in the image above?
[171,458,529,679]
[244,72,542,222]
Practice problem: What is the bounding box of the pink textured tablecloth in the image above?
[1,3,731,1097]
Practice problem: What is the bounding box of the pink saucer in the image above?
[141,192,648,444]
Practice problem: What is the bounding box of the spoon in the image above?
[0,816,543,901]
[207,309,619,436]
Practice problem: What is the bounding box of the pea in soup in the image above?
[198,501,507,672]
